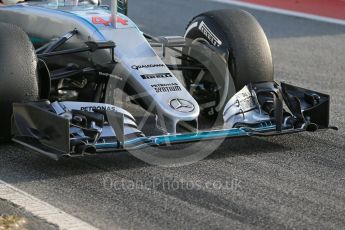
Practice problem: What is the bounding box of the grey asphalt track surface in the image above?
[1,0,345,229]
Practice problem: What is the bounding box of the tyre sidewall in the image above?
[0,23,39,142]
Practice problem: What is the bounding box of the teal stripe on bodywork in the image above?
[94,125,279,150]
[30,37,49,44]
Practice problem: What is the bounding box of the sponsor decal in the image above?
[131,64,165,70]
[141,73,173,80]
[198,21,223,47]
[170,98,195,113]
[80,106,117,112]
[91,16,128,26]
[151,83,182,93]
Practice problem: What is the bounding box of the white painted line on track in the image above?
[211,0,345,26]
[0,180,99,230]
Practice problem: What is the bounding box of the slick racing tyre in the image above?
[183,9,273,118]
[0,23,40,142]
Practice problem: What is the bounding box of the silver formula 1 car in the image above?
[0,0,335,160]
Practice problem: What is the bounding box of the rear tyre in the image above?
[0,23,40,142]
[183,9,273,118]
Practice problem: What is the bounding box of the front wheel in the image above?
[0,23,40,142]
[183,9,274,118]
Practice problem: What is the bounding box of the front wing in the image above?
[11,82,336,160]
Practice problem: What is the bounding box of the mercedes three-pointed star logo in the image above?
[169,98,195,113]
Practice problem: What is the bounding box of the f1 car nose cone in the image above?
[169,99,195,113]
